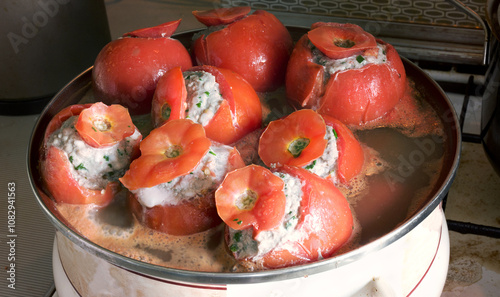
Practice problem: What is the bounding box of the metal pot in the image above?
[49,206,449,297]
[49,207,449,297]
[0,0,110,115]
[27,28,461,296]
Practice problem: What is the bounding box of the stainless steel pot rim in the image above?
[27,54,461,285]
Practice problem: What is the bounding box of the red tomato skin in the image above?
[92,37,192,115]
[203,66,262,144]
[129,190,221,236]
[43,104,93,146]
[75,102,136,148]
[120,119,211,191]
[130,148,246,235]
[192,7,251,26]
[258,109,327,168]
[318,39,406,125]
[151,67,187,127]
[286,33,406,125]
[41,145,118,206]
[152,65,262,145]
[321,114,365,184]
[285,35,325,109]
[215,164,287,233]
[193,10,293,92]
[123,19,181,38]
[307,23,377,59]
[257,166,353,268]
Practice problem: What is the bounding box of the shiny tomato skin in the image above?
[192,7,251,26]
[286,26,406,125]
[258,109,327,168]
[75,102,136,148]
[129,148,246,235]
[41,146,118,206]
[215,164,287,234]
[203,66,262,144]
[43,104,93,146]
[318,39,406,125]
[321,114,365,184]
[193,10,293,92]
[151,67,187,127]
[258,166,353,268]
[129,190,221,236]
[307,23,377,59]
[92,36,192,115]
[120,119,211,191]
[285,35,325,109]
[123,19,181,38]
[152,65,262,145]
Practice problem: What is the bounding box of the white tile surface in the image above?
[442,142,500,297]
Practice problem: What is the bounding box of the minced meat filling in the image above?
[312,43,388,79]
[183,71,224,126]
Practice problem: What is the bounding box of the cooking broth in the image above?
[53,76,445,272]
[352,129,444,243]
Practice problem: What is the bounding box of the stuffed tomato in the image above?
[258,109,364,185]
[41,102,142,206]
[92,19,192,115]
[151,65,262,145]
[215,164,353,269]
[120,119,245,235]
[191,7,293,92]
[286,22,406,125]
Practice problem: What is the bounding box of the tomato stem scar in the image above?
[93,118,111,132]
[334,38,355,48]
[165,145,183,158]
[288,137,310,158]
[235,189,258,210]
[161,104,172,121]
